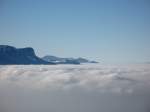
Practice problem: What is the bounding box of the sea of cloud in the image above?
[0,64,150,112]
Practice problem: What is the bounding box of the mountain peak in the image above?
[0,45,54,65]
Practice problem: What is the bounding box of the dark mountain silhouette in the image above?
[0,45,98,65]
[0,45,55,65]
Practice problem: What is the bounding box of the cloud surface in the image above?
[0,64,150,112]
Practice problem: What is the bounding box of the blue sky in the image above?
[0,0,150,63]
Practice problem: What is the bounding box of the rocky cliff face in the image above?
[0,45,54,65]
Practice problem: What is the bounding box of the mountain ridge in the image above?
[42,55,98,64]
[0,45,98,65]
[0,45,54,65]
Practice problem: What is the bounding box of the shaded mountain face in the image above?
[42,55,64,62]
[76,57,89,63]
[0,45,54,65]
[42,55,80,64]
[42,55,98,64]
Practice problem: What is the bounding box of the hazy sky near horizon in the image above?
[0,0,150,63]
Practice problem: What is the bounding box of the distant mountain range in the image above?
[42,55,98,64]
[0,45,98,65]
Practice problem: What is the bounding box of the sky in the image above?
[0,0,150,63]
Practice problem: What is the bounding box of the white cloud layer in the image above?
[0,64,150,112]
